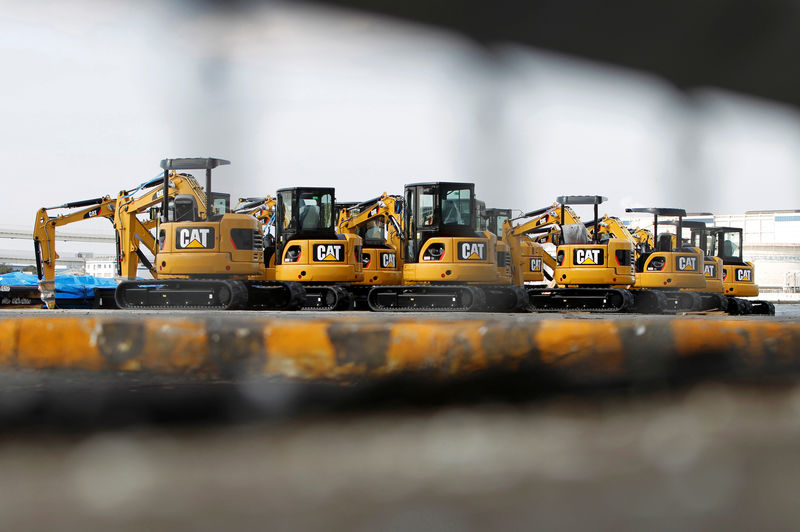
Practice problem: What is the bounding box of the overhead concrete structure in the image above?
[0,249,85,270]
[0,226,114,243]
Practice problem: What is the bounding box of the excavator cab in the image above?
[274,187,363,309]
[403,182,498,281]
[404,182,475,260]
[706,227,758,297]
[368,182,527,312]
[276,187,337,246]
[662,219,726,299]
[485,208,512,238]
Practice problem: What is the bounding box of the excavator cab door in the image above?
[275,187,336,264]
[404,182,476,263]
[485,208,512,238]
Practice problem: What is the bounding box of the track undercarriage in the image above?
[115,279,305,310]
[367,284,529,312]
[527,287,634,313]
[300,285,354,310]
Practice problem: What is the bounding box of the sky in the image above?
[2,0,800,254]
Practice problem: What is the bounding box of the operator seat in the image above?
[561,223,589,244]
[657,233,673,252]
[300,205,320,230]
[365,225,383,241]
[173,195,198,222]
[443,201,463,225]
[723,240,733,257]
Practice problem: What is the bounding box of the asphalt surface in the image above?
[0,305,798,530]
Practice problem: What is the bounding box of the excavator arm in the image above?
[113,172,209,279]
[505,202,589,245]
[337,194,404,251]
[33,196,117,283]
[33,195,118,308]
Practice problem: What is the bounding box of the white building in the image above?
[84,256,117,278]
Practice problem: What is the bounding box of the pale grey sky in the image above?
[2,0,799,253]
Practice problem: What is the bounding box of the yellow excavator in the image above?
[659,220,730,312]
[367,182,528,312]
[33,171,200,307]
[621,208,720,312]
[113,171,213,280]
[114,158,304,310]
[505,196,638,312]
[479,205,548,286]
[592,214,727,312]
[682,223,774,315]
[273,187,364,310]
[337,193,404,308]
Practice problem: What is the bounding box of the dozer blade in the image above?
[527,287,633,313]
[301,285,353,311]
[115,279,304,311]
[367,285,486,312]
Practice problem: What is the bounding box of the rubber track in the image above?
[527,287,634,313]
[116,279,304,311]
[480,285,531,313]
[300,285,353,311]
[116,279,249,310]
[367,285,486,312]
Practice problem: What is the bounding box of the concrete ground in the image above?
[0,305,798,531]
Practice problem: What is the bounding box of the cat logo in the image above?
[573,248,603,265]
[369,207,379,217]
[677,256,698,271]
[703,264,716,278]
[313,243,344,262]
[176,227,214,249]
[83,207,100,219]
[458,242,486,260]
[529,258,542,272]
[736,268,752,282]
[381,252,396,268]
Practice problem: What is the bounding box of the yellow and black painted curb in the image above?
[0,316,798,384]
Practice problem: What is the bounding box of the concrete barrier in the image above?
[1,315,799,385]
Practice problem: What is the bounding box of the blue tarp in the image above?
[0,272,117,300]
